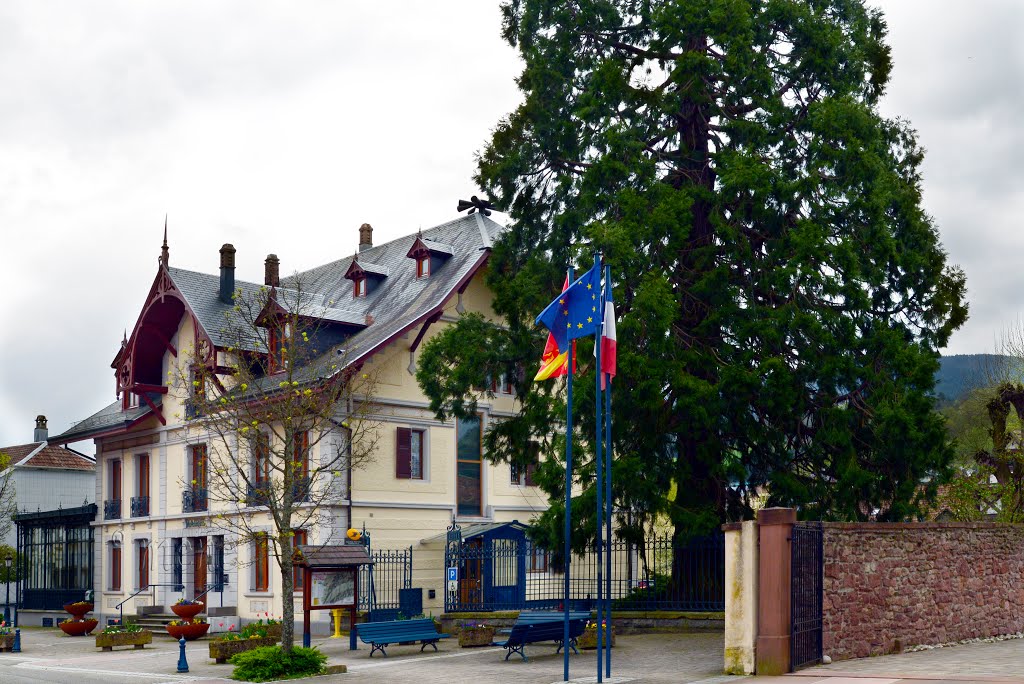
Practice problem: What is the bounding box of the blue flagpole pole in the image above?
[563,265,574,683]
[594,255,604,683]
[604,264,613,677]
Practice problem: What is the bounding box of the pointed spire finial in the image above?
[160,214,169,267]
[122,329,128,346]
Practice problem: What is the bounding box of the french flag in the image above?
[600,287,616,389]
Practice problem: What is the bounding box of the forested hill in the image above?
[935,354,1016,405]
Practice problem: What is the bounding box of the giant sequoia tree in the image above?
[419,0,968,556]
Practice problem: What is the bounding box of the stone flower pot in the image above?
[458,625,495,647]
[209,636,277,664]
[166,622,210,641]
[578,626,615,650]
[63,602,94,620]
[95,630,153,651]
[0,634,15,652]
[171,603,205,621]
[60,619,98,637]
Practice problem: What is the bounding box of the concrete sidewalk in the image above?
[0,627,726,683]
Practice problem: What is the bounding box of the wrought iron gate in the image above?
[790,521,823,670]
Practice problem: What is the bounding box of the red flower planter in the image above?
[63,602,94,620]
[171,603,204,620]
[166,622,210,641]
[60,619,98,636]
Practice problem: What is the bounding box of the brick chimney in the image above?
[219,244,236,304]
[359,223,373,252]
[265,254,280,287]
[34,415,48,442]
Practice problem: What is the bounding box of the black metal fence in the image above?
[444,534,725,613]
[358,546,414,619]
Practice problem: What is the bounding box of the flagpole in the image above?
[563,265,574,683]
[604,264,613,677]
[594,255,604,683]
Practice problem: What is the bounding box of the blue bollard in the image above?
[12,628,20,653]
[303,629,310,648]
[176,636,188,673]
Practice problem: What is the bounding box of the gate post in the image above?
[723,520,758,675]
[755,507,796,675]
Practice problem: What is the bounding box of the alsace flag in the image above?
[534,276,570,381]
[600,278,617,389]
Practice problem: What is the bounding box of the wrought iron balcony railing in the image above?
[182,487,208,513]
[130,495,150,518]
[291,476,311,503]
[246,482,271,507]
[103,498,121,520]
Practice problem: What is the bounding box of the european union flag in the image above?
[535,262,603,345]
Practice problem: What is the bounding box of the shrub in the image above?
[230,645,326,682]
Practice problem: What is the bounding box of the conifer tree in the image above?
[419,0,968,572]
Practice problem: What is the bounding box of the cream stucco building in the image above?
[50,214,553,628]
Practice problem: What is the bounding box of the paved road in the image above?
[0,628,726,684]
[5,628,1022,683]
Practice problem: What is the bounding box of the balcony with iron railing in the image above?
[182,486,208,513]
[103,498,121,520]
[130,495,150,518]
[246,481,271,507]
[291,475,311,503]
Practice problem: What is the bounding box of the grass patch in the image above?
[230,645,327,682]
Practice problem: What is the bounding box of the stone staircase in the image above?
[131,613,180,636]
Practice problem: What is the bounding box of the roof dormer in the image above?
[344,256,389,298]
[406,236,453,278]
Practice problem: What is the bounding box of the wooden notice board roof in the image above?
[295,543,373,568]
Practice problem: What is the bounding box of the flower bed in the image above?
[0,622,14,653]
[96,629,153,651]
[458,624,495,647]
[210,636,277,664]
[60,618,98,637]
[578,623,615,650]
[171,600,204,621]
[63,602,94,620]
[166,618,210,641]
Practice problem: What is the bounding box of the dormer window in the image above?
[268,321,290,373]
[344,257,388,296]
[406,235,452,279]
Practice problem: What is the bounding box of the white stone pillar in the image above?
[724,519,759,675]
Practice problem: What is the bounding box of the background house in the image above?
[0,415,95,623]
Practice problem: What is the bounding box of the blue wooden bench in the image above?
[494,611,589,662]
[356,618,452,657]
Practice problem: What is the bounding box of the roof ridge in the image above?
[14,441,47,467]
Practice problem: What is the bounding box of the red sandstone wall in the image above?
[822,522,1024,660]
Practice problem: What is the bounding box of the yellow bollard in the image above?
[331,609,344,638]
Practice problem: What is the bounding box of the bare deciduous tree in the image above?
[173,280,380,651]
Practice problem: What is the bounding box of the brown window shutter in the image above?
[396,427,412,478]
[525,463,537,487]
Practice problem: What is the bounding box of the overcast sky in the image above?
[0,1,1014,449]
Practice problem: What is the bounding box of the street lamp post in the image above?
[3,552,11,624]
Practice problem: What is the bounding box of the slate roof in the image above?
[1,441,94,471]
[287,213,503,368]
[51,212,505,442]
[295,543,373,567]
[49,400,155,444]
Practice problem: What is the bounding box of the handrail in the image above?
[114,583,184,626]
[193,585,215,604]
